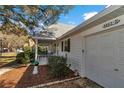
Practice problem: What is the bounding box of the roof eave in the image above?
[57,5,123,40]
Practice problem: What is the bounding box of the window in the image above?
[61,41,63,52]
[64,38,70,52]
[53,44,56,53]
[64,40,67,51]
[67,38,70,52]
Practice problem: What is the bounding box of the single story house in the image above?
[34,5,124,87]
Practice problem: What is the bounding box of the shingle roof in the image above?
[48,23,75,38]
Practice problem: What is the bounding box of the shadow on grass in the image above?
[0,56,25,68]
[0,56,16,58]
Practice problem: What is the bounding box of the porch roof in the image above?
[33,36,56,46]
[33,36,56,40]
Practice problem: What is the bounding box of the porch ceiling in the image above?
[33,36,56,40]
[33,36,56,46]
[38,39,55,46]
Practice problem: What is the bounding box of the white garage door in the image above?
[85,29,124,88]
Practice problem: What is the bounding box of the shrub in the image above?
[16,46,34,65]
[30,51,35,63]
[16,52,25,64]
[16,52,30,64]
[38,46,48,55]
[48,56,71,79]
[24,46,32,55]
[24,46,35,62]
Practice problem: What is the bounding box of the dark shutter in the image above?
[64,40,67,51]
[67,38,70,52]
[61,41,63,52]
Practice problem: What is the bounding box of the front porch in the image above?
[38,55,48,65]
[33,35,56,65]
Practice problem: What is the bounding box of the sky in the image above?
[58,5,109,26]
[0,5,110,32]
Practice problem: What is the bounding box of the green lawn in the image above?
[1,52,17,57]
[0,52,17,66]
[0,57,16,63]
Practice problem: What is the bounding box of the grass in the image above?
[0,57,16,63]
[0,52,17,66]
[1,52,17,57]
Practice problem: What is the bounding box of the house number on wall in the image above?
[103,19,120,28]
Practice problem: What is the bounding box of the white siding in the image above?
[81,14,124,37]
[85,28,124,87]
[58,33,85,76]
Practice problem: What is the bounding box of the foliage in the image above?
[16,52,25,64]
[30,51,35,62]
[24,46,32,55]
[0,33,29,52]
[24,46,35,62]
[0,5,74,35]
[16,46,34,64]
[48,56,71,79]
[38,45,48,55]
[0,22,28,36]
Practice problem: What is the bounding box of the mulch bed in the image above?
[0,65,75,88]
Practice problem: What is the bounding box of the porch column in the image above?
[33,38,38,75]
[35,38,38,61]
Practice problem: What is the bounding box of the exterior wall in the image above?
[84,26,124,87]
[80,14,124,87]
[49,12,124,87]
[68,34,85,76]
[55,14,124,78]
[81,14,124,37]
[57,33,85,77]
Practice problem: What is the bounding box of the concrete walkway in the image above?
[0,56,48,75]
[0,67,13,75]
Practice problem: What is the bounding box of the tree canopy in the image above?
[0,5,74,36]
[0,6,74,52]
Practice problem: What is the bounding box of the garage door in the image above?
[85,29,124,88]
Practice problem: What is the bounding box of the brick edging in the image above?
[28,76,80,88]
